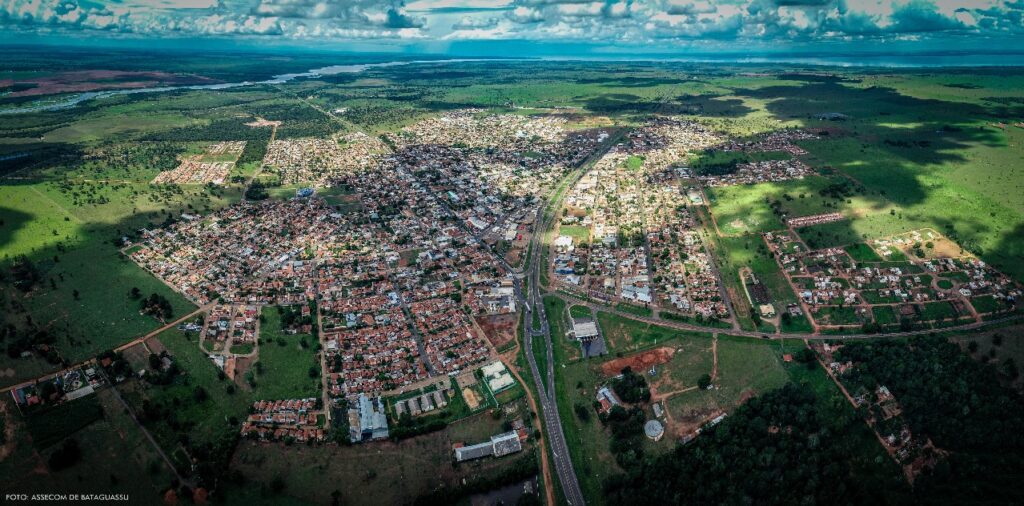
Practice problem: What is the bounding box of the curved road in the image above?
[517,131,629,506]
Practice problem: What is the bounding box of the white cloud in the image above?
[452,15,499,28]
[0,0,1020,45]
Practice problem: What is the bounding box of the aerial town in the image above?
[3,39,1024,506]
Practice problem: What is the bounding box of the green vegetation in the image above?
[665,336,790,423]
[25,395,104,449]
[613,302,653,317]
[569,304,593,319]
[252,306,321,400]
[597,311,713,353]
[558,224,590,244]
[605,382,907,505]
[0,391,175,502]
[837,336,1024,503]
[4,51,1024,503]
[845,243,883,262]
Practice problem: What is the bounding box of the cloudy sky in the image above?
[1,0,1022,54]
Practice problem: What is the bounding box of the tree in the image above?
[10,256,40,292]
[611,367,651,403]
[697,373,712,390]
[48,438,82,471]
[781,312,792,326]
[1003,358,1019,380]
[574,403,591,422]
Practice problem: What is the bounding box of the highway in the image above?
[504,124,1024,506]
[516,129,628,506]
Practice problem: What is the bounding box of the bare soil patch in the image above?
[121,342,151,372]
[475,313,519,351]
[600,346,675,377]
[145,336,167,356]
[233,356,254,389]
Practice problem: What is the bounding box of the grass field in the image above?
[596,311,713,353]
[120,324,253,456]
[227,409,533,505]
[558,224,590,244]
[1,179,241,376]
[0,389,177,501]
[702,230,804,332]
[665,336,789,432]
[569,304,593,319]
[252,307,322,401]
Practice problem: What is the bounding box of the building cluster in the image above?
[240,398,326,443]
[132,110,618,421]
[692,129,820,187]
[645,178,728,318]
[393,109,567,150]
[263,133,387,186]
[553,117,728,318]
[557,151,649,302]
[619,117,721,171]
[203,304,259,345]
[720,128,817,156]
[322,291,428,399]
[152,141,246,185]
[393,389,448,418]
[385,109,611,265]
[764,229,1020,329]
[349,393,390,442]
[698,158,813,187]
[481,360,514,393]
[787,212,845,228]
[453,426,526,463]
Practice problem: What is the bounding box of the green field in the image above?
[665,336,790,428]
[596,311,713,353]
[252,307,322,401]
[227,410,534,506]
[0,178,241,380]
[558,224,590,244]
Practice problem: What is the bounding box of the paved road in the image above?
[558,290,1024,341]
[517,129,628,506]
[513,122,1023,505]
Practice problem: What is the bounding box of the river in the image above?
[0,58,489,115]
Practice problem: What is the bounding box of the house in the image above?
[596,386,621,413]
